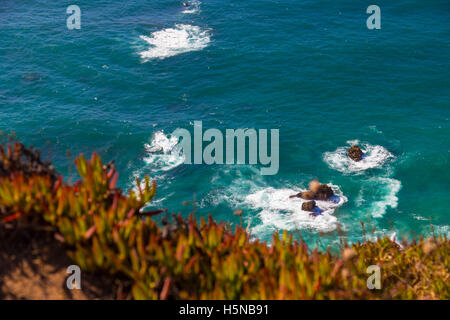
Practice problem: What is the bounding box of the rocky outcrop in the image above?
[302,200,316,212]
[297,180,335,201]
[348,145,363,162]
[299,191,316,200]
[315,184,334,200]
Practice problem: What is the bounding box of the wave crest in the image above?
[143,131,185,172]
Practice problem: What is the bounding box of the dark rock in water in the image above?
[302,200,316,212]
[300,190,315,200]
[348,145,363,162]
[292,180,335,202]
[315,184,334,200]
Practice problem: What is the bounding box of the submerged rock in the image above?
[302,200,316,212]
[348,145,363,162]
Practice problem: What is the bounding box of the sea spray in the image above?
[143,131,185,172]
[139,24,211,61]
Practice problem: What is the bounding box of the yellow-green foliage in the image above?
[0,143,449,300]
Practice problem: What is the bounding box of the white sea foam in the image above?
[368,125,383,134]
[434,225,450,238]
[182,0,201,14]
[245,184,347,235]
[127,131,184,205]
[202,167,347,235]
[323,140,394,174]
[365,177,402,218]
[413,214,428,221]
[139,24,210,61]
[199,167,263,209]
[143,131,185,172]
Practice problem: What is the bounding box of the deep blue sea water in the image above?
[1,0,449,249]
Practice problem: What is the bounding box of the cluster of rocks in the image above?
[299,180,335,202]
[290,179,335,214]
[348,145,363,162]
[290,145,365,217]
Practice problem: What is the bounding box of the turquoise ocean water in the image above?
[1,0,449,248]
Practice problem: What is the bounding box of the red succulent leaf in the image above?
[160,277,171,300]
[109,172,119,190]
[2,212,21,222]
[84,225,97,240]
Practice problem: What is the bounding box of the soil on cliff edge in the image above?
[0,227,122,300]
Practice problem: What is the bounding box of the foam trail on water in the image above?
[182,0,201,14]
[245,184,347,236]
[368,177,401,218]
[357,177,402,218]
[323,140,394,174]
[139,24,210,61]
[413,214,428,221]
[199,166,263,209]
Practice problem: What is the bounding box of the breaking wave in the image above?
[139,24,211,61]
[143,130,185,172]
